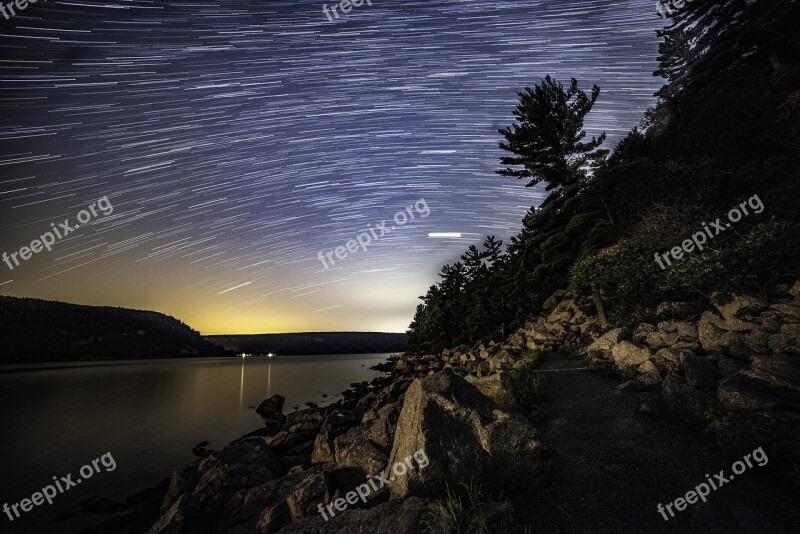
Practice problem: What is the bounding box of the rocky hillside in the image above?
[77,284,800,533]
[0,296,229,363]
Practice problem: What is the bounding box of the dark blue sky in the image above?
[0,0,667,333]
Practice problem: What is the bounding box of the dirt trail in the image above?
[519,353,800,533]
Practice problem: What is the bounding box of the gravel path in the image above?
[518,353,800,533]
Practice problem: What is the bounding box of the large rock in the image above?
[717,372,795,412]
[279,409,323,433]
[744,354,800,401]
[714,294,767,321]
[386,369,546,499]
[221,465,323,534]
[155,439,286,533]
[149,494,208,534]
[161,462,201,515]
[587,328,625,360]
[333,424,389,475]
[256,395,286,417]
[698,312,725,352]
[611,341,651,369]
[652,347,692,374]
[285,470,334,521]
[263,412,286,435]
[465,373,504,400]
[311,411,359,464]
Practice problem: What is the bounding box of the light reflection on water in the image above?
[0,353,390,533]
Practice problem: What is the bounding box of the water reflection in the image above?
[0,353,390,534]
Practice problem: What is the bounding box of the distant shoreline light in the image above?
[428,232,462,238]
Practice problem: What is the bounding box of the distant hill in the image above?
[206,332,409,356]
[0,296,230,364]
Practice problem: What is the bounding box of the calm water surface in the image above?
[0,353,390,533]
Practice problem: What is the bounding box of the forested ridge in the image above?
[0,295,229,363]
[408,0,800,353]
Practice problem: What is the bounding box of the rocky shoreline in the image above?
[76,283,800,533]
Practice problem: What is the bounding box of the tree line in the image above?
[408,0,800,353]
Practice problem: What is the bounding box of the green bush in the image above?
[570,219,800,325]
[504,358,546,411]
[518,348,541,365]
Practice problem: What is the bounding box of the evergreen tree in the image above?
[498,76,608,192]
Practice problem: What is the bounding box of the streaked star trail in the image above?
[0,0,667,334]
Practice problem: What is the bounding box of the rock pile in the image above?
[85,353,547,533]
[584,283,800,455]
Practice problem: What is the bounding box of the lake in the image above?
[0,353,391,533]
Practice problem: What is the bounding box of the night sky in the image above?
[0,0,667,334]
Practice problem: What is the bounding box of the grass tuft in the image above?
[423,480,513,534]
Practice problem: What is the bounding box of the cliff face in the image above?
[0,296,229,363]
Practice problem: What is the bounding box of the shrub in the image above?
[424,480,513,534]
[504,358,546,411]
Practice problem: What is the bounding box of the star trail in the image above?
[0,0,668,334]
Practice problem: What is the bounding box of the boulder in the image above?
[155,439,286,533]
[263,412,286,435]
[161,461,201,515]
[465,373,504,400]
[675,322,698,342]
[149,494,209,534]
[333,425,389,475]
[638,360,659,375]
[542,294,559,311]
[717,372,792,412]
[311,412,359,464]
[359,402,402,449]
[386,369,546,499]
[221,465,323,534]
[714,294,767,321]
[744,353,800,401]
[256,395,286,417]
[611,341,651,369]
[751,353,800,384]
[285,470,334,521]
[698,312,726,352]
[265,430,318,456]
[587,328,625,360]
[771,303,800,322]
